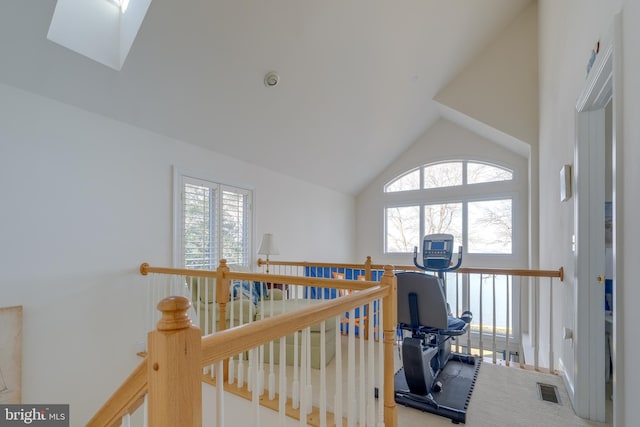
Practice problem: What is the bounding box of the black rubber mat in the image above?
[394,354,481,424]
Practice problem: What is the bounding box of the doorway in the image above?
[573,15,620,425]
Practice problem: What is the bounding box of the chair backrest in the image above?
[396,272,448,330]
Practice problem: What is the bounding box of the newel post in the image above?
[216,259,231,379]
[364,256,373,281]
[381,265,398,427]
[216,259,231,331]
[147,296,202,427]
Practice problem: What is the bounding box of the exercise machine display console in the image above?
[413,233,462,273]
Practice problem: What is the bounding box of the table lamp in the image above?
[258,233,279,273]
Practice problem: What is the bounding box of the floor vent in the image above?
[537,382,561,404]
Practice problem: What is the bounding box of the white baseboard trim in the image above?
[558,357,576,410]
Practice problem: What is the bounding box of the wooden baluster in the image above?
[362,258,372,342]
[364,256,372,281]
[216,259,230,381]
[147,296,201,427]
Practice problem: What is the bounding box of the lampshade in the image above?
[258,233,280,256]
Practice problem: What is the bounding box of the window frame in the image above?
[382,158,525,346]
[382,159,521,262]
[173,167,254,269]
[385,159,514,193]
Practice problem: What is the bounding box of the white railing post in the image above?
[518,276,525,369]
[320,321,327,427]
[359,306,366,426]
[465,273,471,354]
[216,361,225,427]
[548,277,554,373]
[367,302,376,427]
[492,275,497,363]
[534,277,540,370]
[376,301,385,427]
[479,275,484,359]
[347,308,356,427]
[506,275,511,366]
[335,316,343,427]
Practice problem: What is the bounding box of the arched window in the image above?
[384,160,515,255]
[385,160,513,192]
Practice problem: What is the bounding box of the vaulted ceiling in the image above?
[0,0,532,195]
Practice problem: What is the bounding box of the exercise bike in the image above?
[394,234,478,424]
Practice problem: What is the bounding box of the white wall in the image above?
[0,82,355,425]
[356,118,528,268]
[539,1,639,425]
[435,1,539,147]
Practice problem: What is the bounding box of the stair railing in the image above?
[259,258,564,372]
[88,261,398,427]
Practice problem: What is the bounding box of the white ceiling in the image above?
[0,0,531,195]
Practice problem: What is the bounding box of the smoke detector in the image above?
[264,72,279,87]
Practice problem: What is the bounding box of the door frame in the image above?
[573,14,621,423]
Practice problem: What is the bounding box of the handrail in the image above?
[141,262,380,290]
[87,360,147,427]
[377,265,564,281]
[256,257,564,282]
[201,285,389,365]
[257,257,373,270]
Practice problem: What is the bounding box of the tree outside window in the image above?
[384,161,513,255]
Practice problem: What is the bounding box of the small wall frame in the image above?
[560,164,572,202]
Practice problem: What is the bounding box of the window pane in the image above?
[183,182,217,269]
[468,199,512,253]
[385,169,420,192]
[423,202,463,245]
[182,179,251,269]
[222,189,249,265]
[467,162,512,184]
[467,274,514,337]
[385,206,420,252]
[424,162,463,189]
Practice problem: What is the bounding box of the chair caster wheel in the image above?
[432,381,443,393]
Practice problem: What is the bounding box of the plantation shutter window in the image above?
[181,176,252,269]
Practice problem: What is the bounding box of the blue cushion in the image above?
[231,280,269,305]
[447,316,466,331]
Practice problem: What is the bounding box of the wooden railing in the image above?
[90,257,562,426]
[259,257,564,372]
[89,261,398,427]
